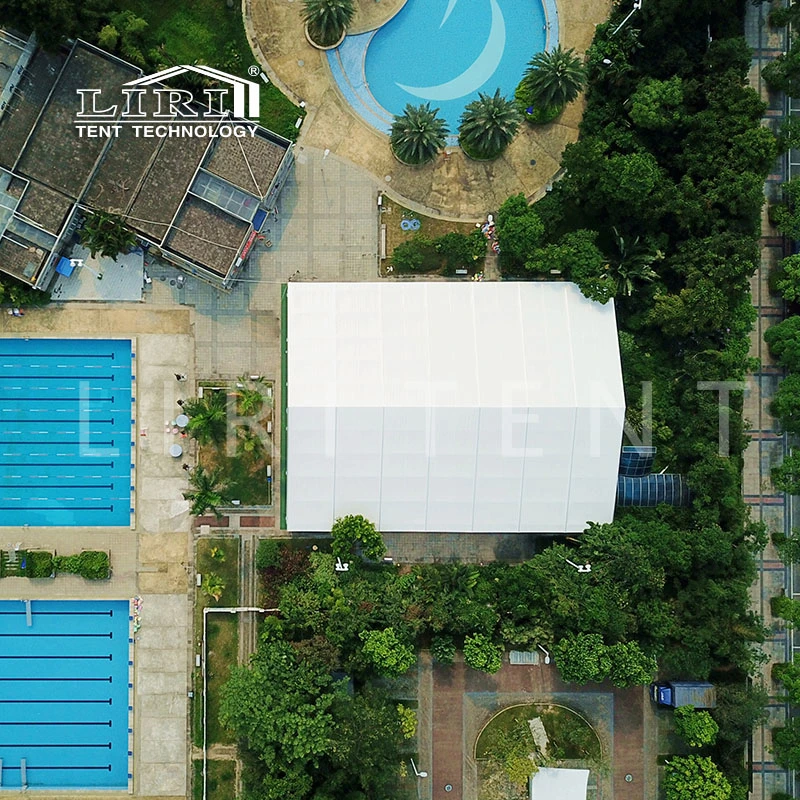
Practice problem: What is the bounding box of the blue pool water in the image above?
[329,0,548,134]
[0,600,131,789]
[0,339,133,527]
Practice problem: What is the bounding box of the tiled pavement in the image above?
[745,3,794,798]
[425,654,655,800]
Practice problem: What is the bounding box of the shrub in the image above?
[771,594,800,625]
[431,635,456,664]
[256,539,281,570]
[25,550,54,578]
[53,551,110,580]
[463,633,503,674]
[391,234,436,273]
[397,704,417,739]
[674,705,720,747]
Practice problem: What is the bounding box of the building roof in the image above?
[530,768,589,800]
[285,282,626,533]
[0,36,293,285]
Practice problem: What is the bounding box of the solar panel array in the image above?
[616,474,692,507]
[618,446,657,477]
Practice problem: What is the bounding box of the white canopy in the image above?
[530,768,590,800]
[285,282,624,532]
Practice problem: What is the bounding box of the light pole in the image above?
[564,558,592,573]
[537,644,551,664]
[410,758,428,778]
[611,0,642,36]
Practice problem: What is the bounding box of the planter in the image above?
[460,141,504,162]
[304,22,346,50]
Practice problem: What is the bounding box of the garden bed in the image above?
[193,757,237,800]
[381,202,485,276]
[193,537,241,747]
[0,549,110,580]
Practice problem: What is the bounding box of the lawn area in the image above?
[476,703,601,762]
[119,0,303,140]
[206,615,239,745]
[381,201,485,276]
[193,758,237,800]
[194,537,240,747]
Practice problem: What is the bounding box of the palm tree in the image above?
[458,89,521,160]
[390,103,449,166]
[303,0,355,47]
[609,227,663,297]
[80,211,138,260]
[183,464,231,517]
[520,46,586,115]
[236,424,265,457]
[183,390,227,447]
[235,375,264,417]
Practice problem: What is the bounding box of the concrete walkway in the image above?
[244,0,611,219]
[744,3,793,798]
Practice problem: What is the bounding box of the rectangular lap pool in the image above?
[0,338,133,526]
[0,600,132,790]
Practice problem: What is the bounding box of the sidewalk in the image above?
[744,3,793,798]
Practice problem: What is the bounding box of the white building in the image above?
[283,282,625,533]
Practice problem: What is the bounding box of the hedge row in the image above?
[20,550,111,580]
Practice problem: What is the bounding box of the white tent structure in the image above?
[529,768,590,800]
[284,282,625,533]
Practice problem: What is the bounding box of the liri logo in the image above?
[75,65,261,139]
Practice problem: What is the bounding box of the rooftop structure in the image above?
[0,34,294,289]
[284,282,626,533]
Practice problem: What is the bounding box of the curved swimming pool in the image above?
[328,0,552,135]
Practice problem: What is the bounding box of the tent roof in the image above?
[285,282,625,533]
[530,768,590,800]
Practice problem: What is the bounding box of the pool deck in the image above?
[244,0,612,220]
[0,306,194,800]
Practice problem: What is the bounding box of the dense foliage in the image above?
[674,706,720,748]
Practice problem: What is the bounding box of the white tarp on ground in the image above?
[285,282,625,533]
[529,768,590,800]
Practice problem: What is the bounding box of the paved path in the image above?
[429,654,650,800]
[744,3,793,798]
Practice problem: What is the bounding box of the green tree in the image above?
[463,633,503,674]
[553,633,610,684]
[763,42,800,96]
[220,639,341,764]
[359,628,416,677]
[390,103,449,165]
[764,316,800,371]
[607,641,657,688]
[0,0,110,50]
[458,89,520,159]
[772,450,800,495]
[771,373,800,435]
[183,390,228,446]
[771,178,800,240]
[324,688,405,798]
[774,255,800,303]
[773,661,800,702]
[331,514,386,561]
[674,706,720,748]
[391,234,435,272]
[302,0,355,46]
[79,211,138,261]
[520,45,586,114]
[496,193,544,271]
[772,718,800,770]
[182,464,231,518]
[609,227,663,297]
[629,76,685,130]
[663,756,731,800]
